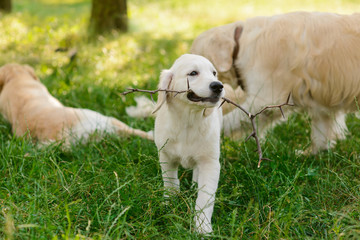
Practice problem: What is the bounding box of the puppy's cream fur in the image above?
[191,12,360,153]
[0,63,153,146]
[154,54,224,234]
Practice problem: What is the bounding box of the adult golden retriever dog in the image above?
[0,63,153,146]
[154,54,224,234]
[190,11,360,153]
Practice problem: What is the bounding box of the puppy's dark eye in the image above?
[213,71,217,76]
[188,71,198,76]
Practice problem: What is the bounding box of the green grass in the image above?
[1,0,360,239]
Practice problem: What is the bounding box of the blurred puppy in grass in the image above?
[154,54,224,234]
[0,63,153,147]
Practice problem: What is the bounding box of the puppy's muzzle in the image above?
[209,81,224,94]
[187,81,224,104]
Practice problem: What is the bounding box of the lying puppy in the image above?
[154,54,224,234]
[190,11,360,153]
[0,63,153,146]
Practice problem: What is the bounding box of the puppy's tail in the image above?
[111,118,154,141]
[125,96,155,118]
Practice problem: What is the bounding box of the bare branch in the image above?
[219,98,251,117]
[221,95,293,168]
[121,88,189,96]
[121,88,294,168]
[252,93,294,118]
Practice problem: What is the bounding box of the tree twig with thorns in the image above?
[219,94,294,168]
[121,86,294,168]
[122,88,190,102]
[121,78,192,102]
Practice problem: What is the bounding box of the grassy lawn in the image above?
[1,0,360,239]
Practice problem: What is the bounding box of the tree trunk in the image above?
[0,0,11,13]
[89,0,128,35]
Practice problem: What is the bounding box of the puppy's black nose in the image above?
[209,81,223,94]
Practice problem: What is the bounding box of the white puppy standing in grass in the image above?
[153,54,224,234]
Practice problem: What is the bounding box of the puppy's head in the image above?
[0,63,39,92]
[153,54,225,113]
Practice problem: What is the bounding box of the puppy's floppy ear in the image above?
[152,69,173,114]
[190,23,243,73]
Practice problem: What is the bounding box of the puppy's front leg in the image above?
[159,152,180,197]
[194,159,220,234]
[192,166,199,184]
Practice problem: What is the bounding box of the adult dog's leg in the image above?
[331,112,348,141]
[311,112,338,153]
[159,152,179,197]
[194,158,220,234]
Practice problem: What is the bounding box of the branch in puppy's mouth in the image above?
[121,88,190,96]
[122,78,192,99]
[121,87,294,168]
[121,88,190,103]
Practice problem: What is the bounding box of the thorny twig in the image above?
[220,94,294,168]
[121,86,294,168]
[122,88,189,103]
[122,78,191,102]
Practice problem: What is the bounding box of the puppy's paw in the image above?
[295,148,313,156]
[161,198,170,206]
[194,215,213,235]
[163,186,180,199]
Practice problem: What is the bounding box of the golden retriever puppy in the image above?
[0,63,153,146]
[190,11,360,153]
[154,54,224,234]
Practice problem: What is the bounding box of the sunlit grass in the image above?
[1,0,360,239]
